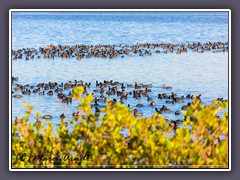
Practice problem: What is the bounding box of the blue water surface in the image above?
[11,11,229,125]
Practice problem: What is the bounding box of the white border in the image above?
[9,9,231,171]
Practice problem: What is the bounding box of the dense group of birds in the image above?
[12,76,216,131]
[12,42,228,61]
[12,41,228,131]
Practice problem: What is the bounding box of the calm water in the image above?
[11,12,229,125]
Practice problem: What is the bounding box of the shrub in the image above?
[12,86,229,168]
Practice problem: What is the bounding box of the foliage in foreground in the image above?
[12,86,229,168]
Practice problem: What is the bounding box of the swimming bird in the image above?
[22,89,31,95]
[13,94,22,98]
[155,108,163,114]
[72,112,79,117]
[160,105,171,113]
[12,76,19,81]
[47,91,53,95]
[160,105,167,111]
[62,97,72,103]
[98,97,107,102]
[150,101,156,106]
[166,100,174,104]
[186,94,191,98]
[164,108,171,113]
[175,119,183,124]
[15,117,23,124]
[182,103,191,110]
[93,100,99,106]
[147,96,153,101]
[42,115,52,119]
[143,84,152,88]
[169,120,178,131]
[95,107,100,113]
[175,111,180,115]
[39,91,44,95]
[166,86,172,90]
[60,113,65,119]
[14,87,21,91]
[174,97,184,103]
[133,109,143,117]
